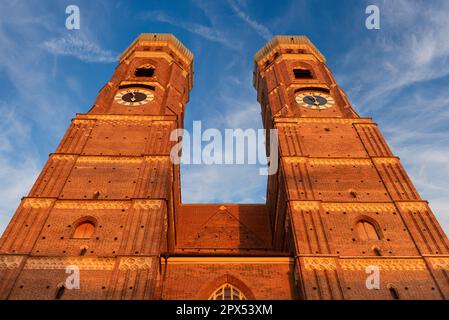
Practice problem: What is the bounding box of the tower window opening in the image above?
[135,66,155,77]
[73,221,95,239]
[80,246,88,256]
[388,285,400,300]
[55,285,66,300]
[356,220,380,241]
[209,284,247,300]
[293,68,313,79]
[373,246,382,256]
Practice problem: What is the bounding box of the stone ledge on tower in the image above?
[254,35,326,63]
[253,35,326,88]
[120,33,193,90]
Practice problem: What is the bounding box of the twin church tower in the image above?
[1,34,448,300]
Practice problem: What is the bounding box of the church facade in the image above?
[1,34,449,300]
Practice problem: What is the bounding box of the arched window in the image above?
[208,284,247,300]
[73,221,95,239]
[356,220,380,241]
[135,65,154,77]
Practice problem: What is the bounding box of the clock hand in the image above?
[308,95,318,105]
[130,91,137,102]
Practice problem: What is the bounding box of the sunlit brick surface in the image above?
[1,34,449,300]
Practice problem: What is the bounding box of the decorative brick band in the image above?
[372,157,400,165]
[275,118,373,125]
[283,157,307,164]
[396,202,429,212]
[292,201,321,211]
[428,257,449,270]
[119,257,154,271]
[353,123,378,128]
[76,156,143,164]
[22,198,54,209]
[23,257,115,270]
[51,154,77,161]
[133,200,162,210]
[322,202,396,213]
[302,257,433,271]
[95,119,174,127]
[308,158,372,166]
[75,155,169,164]
[283,157,372,166]
[77,114,177,122]
[54,200,131,210]
[303,257,337,271]
[0,255,24,270]
[340,259,427,271]
[72,119,95,125]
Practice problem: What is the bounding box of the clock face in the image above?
[114,89,154,106]
[295,92,335,110]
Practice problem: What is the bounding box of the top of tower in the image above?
[254,35,326,65]
[120,33,194,63]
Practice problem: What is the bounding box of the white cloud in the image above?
[0,157,39,236]
[181,164,266,203]
[43,34,119,63]
[336,0,449,235]
[0,2,117,233]
[339,0,449,113]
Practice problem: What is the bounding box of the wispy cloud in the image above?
[339,0,449,113]
[227,0,272,40]
[181,164,266,203]
[141,10,240,50]
[0,157,39,237]
[0,1,118,234]
[336,0,449,234]
[43,34,119,63]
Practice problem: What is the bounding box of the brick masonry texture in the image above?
[1,34,449,300]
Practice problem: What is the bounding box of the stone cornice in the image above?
[283,157,372,166]
[74,114,177,122]
[274,117,373,125]
[120,33,193,63]
[48,154,170,164]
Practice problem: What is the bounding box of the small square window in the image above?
[135,67,154,77]
[293,68,313,79]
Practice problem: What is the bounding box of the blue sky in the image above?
[1,0,449,235]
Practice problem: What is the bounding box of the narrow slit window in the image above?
[55,285,65,300]
[388,286,400,300]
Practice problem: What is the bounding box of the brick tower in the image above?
[253,36,449,299]
[0,34,193,299]
[0,34,449,300]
